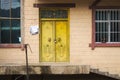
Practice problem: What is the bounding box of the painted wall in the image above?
[0,0,120,75]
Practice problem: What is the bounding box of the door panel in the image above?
[41,21,55,62]
[55,21,69,62]
[41,21,69,62]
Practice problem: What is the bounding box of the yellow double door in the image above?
[41,20,69,62]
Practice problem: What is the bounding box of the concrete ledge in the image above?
[0,65,90,75]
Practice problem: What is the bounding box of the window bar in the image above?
[119,10,120,20]
[108,10,111,42]
[105,10,107,42]
[96,22,98,42]
[102,22,104,41]
[114,21,116,42]
[103,22,106,41]
[113,21,116,42]
[112,10,114,20]
[112,22,114,42]
[101,10,103,20]
[97,10,99,20]
[118,13,120,42]
[105,11,107,20]
[115,21,117,42]
[114,22,116,42]
[102,22,103,39]
[116,22,118,42]
[103,11,105,20]
[101,11,103,20]
[116,27,117,42]
[0,1,2,43]
[113,10,115,20]
[99,22,102,42]
[114,10,116,20]
[100,10,102,20]
[96,11,98,42]
[0,22,1,43]
[116,10,118,20]
[98,22,100,42]
[96,23,99,42]
[119,32,120,42]
[10,0,12,43]
[115,10,117,20]
[110,10,112,20]
[95,23,97,42]
[105,22,107,41]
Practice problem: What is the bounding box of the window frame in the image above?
[0,0,23,48]
[90,6,120,50]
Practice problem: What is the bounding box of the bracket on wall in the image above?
[89,0,101,9]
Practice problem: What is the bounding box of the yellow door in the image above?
[41,21,55,62]
[41,21,69,62]
[55,21,69,62]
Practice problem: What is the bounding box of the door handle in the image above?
[54,39,57,43]
[54,38,61,43]
[48,38,51,42]
[58,37,61,42]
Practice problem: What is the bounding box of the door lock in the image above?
[54,39,57,43]
[58,37,61,42]
[48,38,51,42]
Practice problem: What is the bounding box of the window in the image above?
[0,0,21,44]
[40,9,68,18]
[95,9,120,43]
[90,8,120,49]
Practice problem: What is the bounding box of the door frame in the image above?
[39,8,70,62]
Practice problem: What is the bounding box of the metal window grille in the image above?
[95,9,120,43]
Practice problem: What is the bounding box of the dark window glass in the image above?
[110,10,120,20]
[11,30,20,43]
[0,1,2,17]
[95,10,108,20]
[0,0,10,17]
[0,20,10,43]
[11,20,20,43]
[11,0,20,18]
[95,22,108,42]
[41,9,68,18]
[55,10,68,18]
[1,30,10,43]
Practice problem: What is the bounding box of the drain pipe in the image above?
[24,44,29,80]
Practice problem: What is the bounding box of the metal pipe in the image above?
[24,44,29,80]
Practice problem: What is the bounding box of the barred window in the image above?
[95,9,120,43]
[0,0,21,43]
